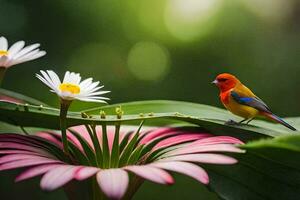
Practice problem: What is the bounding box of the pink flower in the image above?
[0,126,244,200]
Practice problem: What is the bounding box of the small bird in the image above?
[212,73,296,131]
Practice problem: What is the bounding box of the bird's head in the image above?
[212,73,240,92]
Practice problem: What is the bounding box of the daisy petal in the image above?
[97,169,129,200]
[75,167,100,181]
[0,36,8,50]
[151,161,209,184]
[124,165,174,185]
[40,165,79,191]
[8,41,25,57]
[15,164,60,182]
[159,153,238,164]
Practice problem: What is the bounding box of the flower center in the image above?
[0,50,8,56]
[59,83,80,94]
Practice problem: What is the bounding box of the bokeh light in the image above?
[68,43,127,84]
[164,0,222,41]
[241,0,296,23]
[127,42,170,81]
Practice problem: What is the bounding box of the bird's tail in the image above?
[261,112,297,131]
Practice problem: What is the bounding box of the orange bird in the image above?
[212,73,296,131]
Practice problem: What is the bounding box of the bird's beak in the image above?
[211,80,218,85]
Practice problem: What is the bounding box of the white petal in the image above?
[13,43,40,59]
[63,71,71,83]
[9,50,46,65]
[36,74,58,92]
[8,41,25,57]
[75,97,107,103]
[82,91,111,97]
[0,36,8,51]
[46,70,61,88]
[37,70,59,92]
[79,78,93,88]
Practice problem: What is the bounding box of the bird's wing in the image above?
[230,91,272,113]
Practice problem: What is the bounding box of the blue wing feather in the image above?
[231,91,271,113]
[231,91,296,131]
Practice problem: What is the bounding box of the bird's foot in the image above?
[225,120,239,126]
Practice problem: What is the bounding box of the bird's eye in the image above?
[218,78,227,82]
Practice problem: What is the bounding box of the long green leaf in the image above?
[0,101,298,142]
[0,88,49,106]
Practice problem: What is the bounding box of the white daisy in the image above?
[0,36,46,68]
[36,70,110,103]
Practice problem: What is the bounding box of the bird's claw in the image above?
[225,120,239,126]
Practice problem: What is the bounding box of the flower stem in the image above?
[0,67,7,86]
[60,101,71,155]
[85,125,103,167]
[101,123,110,168]
[110,123,120,167]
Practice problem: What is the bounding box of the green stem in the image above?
[86,125,103,167]
[60,101,71,155]
[101,123,110,168]
[110,123,120,167]
[0,67,7,86]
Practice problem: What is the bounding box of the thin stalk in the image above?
[110,122,120,167]
[60,101,71,155]
[91,125,103,167]
[0,67,6,86]
[20,126,29,135]
[101,123,110,168]
[119,120,144,166]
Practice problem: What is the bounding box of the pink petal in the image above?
[0,142,50,155]
[159,153,238,164]
[15,164,61,182]
[139,128,177,144]
[152,134,207,151]
[0,150,46,156]
[140,128,212,145]
[70,126,93,147]
[40,165,80,191]
[0,158,62,171]
[124,165,174,185]
[150,161,209,184]
[0,95,24,104]
[190,136,244,146]
[75,167,100,180]
[107,128,115,153]
[36,132,63,149]
[166,144,245,156]
[97,169,129,200]
[0,154,55,164]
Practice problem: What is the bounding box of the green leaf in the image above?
[206,134,300,200]
[0,88,49,106]
[0,100,298,142]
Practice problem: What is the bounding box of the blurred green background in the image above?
[1,0,300,199]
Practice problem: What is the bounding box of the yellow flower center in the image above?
[0,50,8,56]
[59,83,80,94]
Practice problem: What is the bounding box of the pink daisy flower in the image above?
[0,126,244,200]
